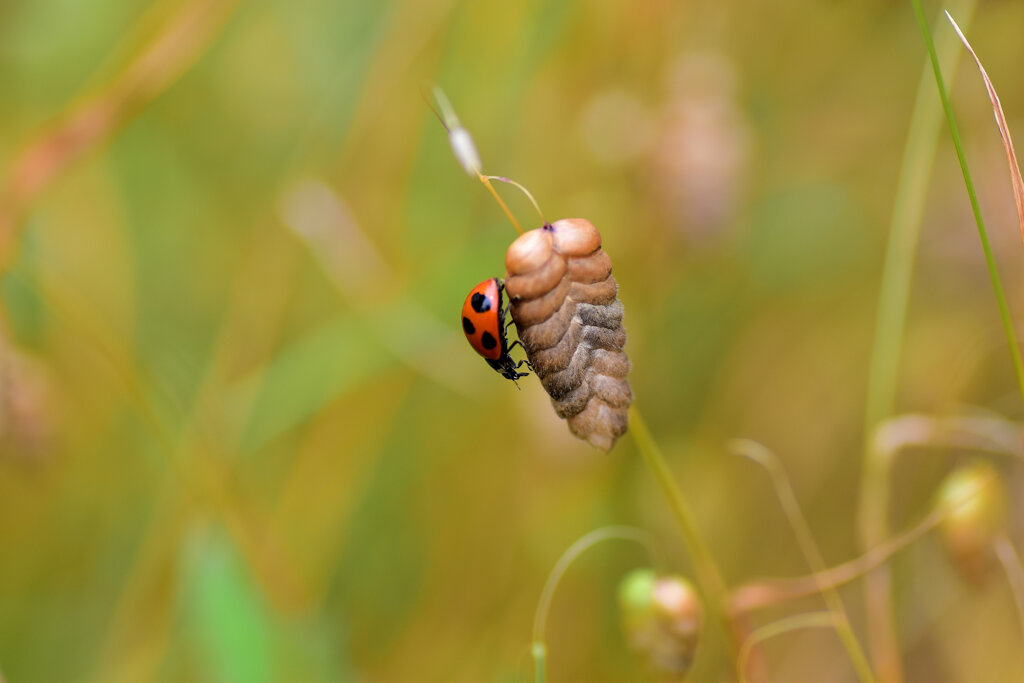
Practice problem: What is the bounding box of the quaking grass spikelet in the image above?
[619,568,702,681]
[504,218,632,450]
[936,459,1008,584]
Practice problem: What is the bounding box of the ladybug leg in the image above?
[501,304,517,329]
[513,359,531,376]
[507,341,533,374]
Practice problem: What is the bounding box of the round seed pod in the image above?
[504,218,632,451]
[618,569,702,681]
[935,459,1008,585]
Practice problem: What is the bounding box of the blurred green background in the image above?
[2,0,1024,681]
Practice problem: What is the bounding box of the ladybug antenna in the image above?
[484,175,548,226]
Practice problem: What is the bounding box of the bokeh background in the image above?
[2,0,1024,681]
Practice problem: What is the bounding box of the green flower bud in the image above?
[936,460,1008,584]
[619,569,701,680]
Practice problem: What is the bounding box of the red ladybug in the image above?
[461,278,531,381]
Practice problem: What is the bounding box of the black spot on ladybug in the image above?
[471,292,491,313]
[462,317,475,335]
[481,331,497,350]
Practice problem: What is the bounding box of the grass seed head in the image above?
[504,218,632,450]
[936,459,1008,585]
[619,568,702,681]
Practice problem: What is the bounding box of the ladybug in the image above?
[461,278,532,381]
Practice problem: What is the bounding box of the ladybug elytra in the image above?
[461,278,531,381]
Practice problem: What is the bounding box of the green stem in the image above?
[533,642,546,683]
[531,525,656,683]
[913,0,1024,402]
[628,406,733,645]
[858,2,976,680]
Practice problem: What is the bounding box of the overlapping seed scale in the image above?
[504,218,632,451]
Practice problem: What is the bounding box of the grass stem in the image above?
[628,406,734,652]
[732,440,876,683]
[994,534,1024,662]
[478,173,524,234]
[859,2,976,680]
[531,526,656,682]
[737,612,839,683]
[485,175,548,226]
[912,0,1024,404]
[532,642,546,683]
[732,509,944,613]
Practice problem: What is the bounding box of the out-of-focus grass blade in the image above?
[0,0,240,270]
[275,614,356,683]
[0,229,47,347]
[945,11,1024,247]
[279,178,481,396]
[179,527,354,682]
[229,315,394,454]
[229,295,477,454]
[181,527,273,683]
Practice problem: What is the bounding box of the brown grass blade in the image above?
[946,11,1024,247]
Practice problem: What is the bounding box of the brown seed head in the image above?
[505,218,632,450]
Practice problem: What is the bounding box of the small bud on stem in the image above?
[936,459,1008,584]
[619,569,702,680]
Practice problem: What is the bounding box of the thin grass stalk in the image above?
[531,526,658,683]
[477,173,524,234]
[858,2,976,680]
[732,440,876,683]
[737,612,839,683]
[729,467,1008,642]
[944,11,1024,248]
[532,642,546,683]
[485,176,548,225]
[912,0,1024,402]
[732,509,944,613]
[994,535,1024,652]
[628,407,733,650]
[909,13,1024,663]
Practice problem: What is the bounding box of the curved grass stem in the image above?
[485,175,548,226]
[731,509,944,613]
[994,535,1024,658]
[477,173,524,234]
[531,526,658,683]
[737,612,840,683]
[731,440,876,683]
